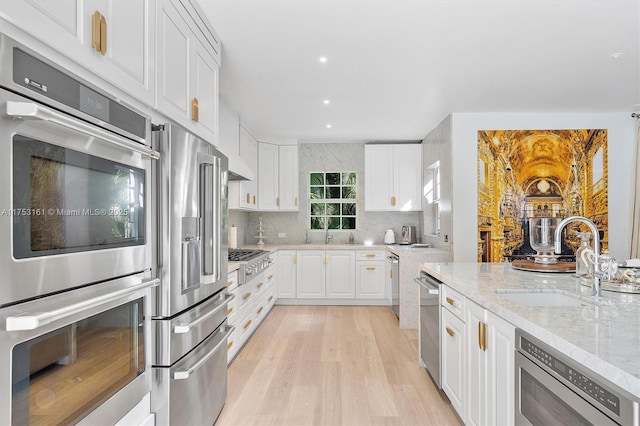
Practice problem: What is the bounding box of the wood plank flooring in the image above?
[216,305,462,426]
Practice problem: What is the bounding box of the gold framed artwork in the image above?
[477,129,608,262]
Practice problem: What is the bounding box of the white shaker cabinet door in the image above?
[364,145,394,210]
[258,142,279,210]
[191,35,218,143]
[393,144,422,211]
[278,145,299,211]
[277,250,297,299]
[355,261,386,299]
[441,307,465,417]
[296,251,326,298]
[325,251,356,298]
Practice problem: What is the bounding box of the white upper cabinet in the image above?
[258,143,299,211]
[364,144,422,211]
[0,0,154,105]
[156,0,219,144]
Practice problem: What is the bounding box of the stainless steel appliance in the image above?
[401,225,417,245]
[0,271,158,424]
[151,123,234,425]
[515,329,639,425]
[387,253,399,318]
[415,271,441,388]
[229,248,275,285]
[0,34,157,307]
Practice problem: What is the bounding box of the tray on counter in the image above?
[511,260,576,273]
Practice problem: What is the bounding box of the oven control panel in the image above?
[520,336,620,416]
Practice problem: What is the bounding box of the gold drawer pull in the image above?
[227,307,233,315]
[243,319,252,329]
[257,283,263,289]
[365,254,376,258]
[294,197,298,206]
[446,297,455,306]
[366,267,376,271]
[267,274,274,280]
[479,322,487,351]
[253,195,256,205]
[391,196,397,206]
[268,295,274,302]
[191,97,199,122]
[276,197,280,207]
[445,327,455,337]
[226,280,234,287]
[246,193,250,204]
[257,306,264,314]
[227,341,234,350]
[293,255,297,264]
[243,292,252,301]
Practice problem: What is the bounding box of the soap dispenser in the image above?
[575,232,591,276]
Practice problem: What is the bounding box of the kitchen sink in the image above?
[494,290,596,307]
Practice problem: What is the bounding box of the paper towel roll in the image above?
[228,225,238,249]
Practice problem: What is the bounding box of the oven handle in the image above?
[173,293,235,334]
[5,278,160,331]
[173,325,235,380]
[6,101,160,160]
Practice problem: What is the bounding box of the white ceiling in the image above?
[197,0,640,142]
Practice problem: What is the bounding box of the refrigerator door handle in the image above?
[200,157,215,276]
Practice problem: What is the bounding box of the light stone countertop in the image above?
[420,262,640,398]
[228,263,240,273]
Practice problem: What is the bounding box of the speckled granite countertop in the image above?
[420,262,640,398]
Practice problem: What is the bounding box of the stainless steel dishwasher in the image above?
[414,271,442,388]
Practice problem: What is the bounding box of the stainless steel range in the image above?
[229,249,274,284]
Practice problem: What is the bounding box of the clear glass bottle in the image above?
[575,232,591,276]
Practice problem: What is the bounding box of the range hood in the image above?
[227,155,255,181]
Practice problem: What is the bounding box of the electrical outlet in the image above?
[444,234,449,242]
[278,232,286,238]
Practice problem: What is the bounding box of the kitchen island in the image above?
[421,262,640,399]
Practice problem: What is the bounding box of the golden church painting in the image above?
[477,129,608,263]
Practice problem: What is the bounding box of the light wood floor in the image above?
[216,305,462,426]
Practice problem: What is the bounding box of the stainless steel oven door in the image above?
[515,351,619,426]
[0,272,157,424]
[0,88,158,307]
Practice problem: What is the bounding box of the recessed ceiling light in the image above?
[611,52,623,59]
[319,56,328,63]
[326,124,332,129]
[323,99,330,105]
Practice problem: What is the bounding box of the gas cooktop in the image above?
[228,248,266,262]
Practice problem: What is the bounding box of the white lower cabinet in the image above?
[441,307,465,416]
[465,299,515,426]
[277,250,297,298]
[355,260,386,299]
[440,285,515,425]
[227,264,276,364]
[296,250,356,299]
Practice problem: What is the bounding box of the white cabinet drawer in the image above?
[226,270,238,292]
[356,250,386,260]
[442,285,465,319]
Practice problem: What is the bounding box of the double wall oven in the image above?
[0,34,158,423]
[151,123,233,425]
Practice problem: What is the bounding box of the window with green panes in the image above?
[309,172,356,230]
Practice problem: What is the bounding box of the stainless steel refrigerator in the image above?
[150,123,233,425]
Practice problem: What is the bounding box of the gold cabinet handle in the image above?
[226,280,233,287]
[246,193,251,204]
[445,327,455,337]
[293,254,297,264]
[268,295,273,302]
[391,196,397,206]
[478,322,487,351]
[366,267,376,271]
[446,297,455,306]
[257,282,263,290]
[99,14,107,55]
[91,11,102,53]
[267,274,274,280]
[191,97,199,122]
[294,197,298,206]
[227,341,234,350]
[276,197,280,207]
[365,253,376,258]
[324,255,328,265]
[227,307,233,315]
[253,195,256,205]
[257,306,264,314]
[390,270,393,279]
[243,319,252,329]
[243,292,252,301]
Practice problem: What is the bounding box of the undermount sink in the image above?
[495,290,595,307]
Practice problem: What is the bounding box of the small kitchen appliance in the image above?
[384,229,395,244]
[400,226,417,245]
